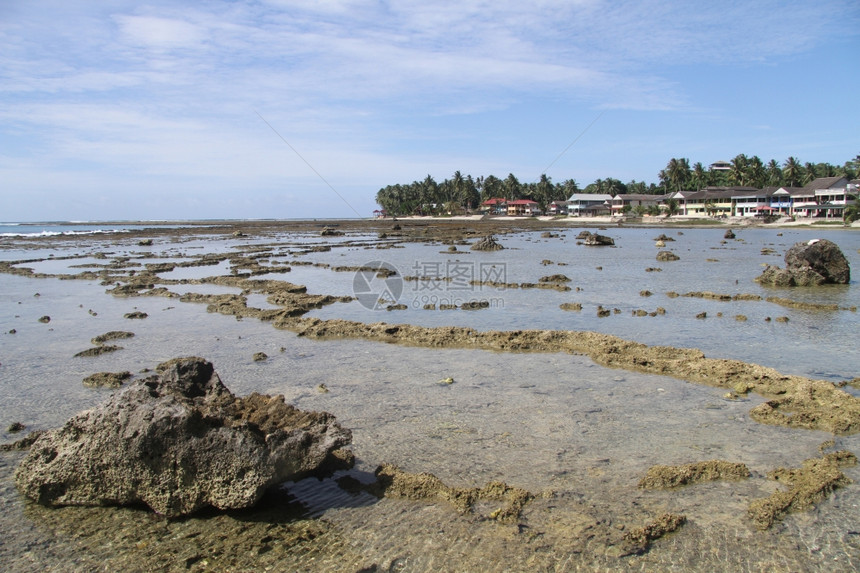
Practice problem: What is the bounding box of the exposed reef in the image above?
[747,451,857,530]
[270,317,860,435]
[638,461,751,489]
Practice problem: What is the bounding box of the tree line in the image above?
[658,154,859,192]
[375,171,579,216]
[375,155,859,216]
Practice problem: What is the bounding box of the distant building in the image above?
[709,160,732,171]
[506,199,541,216]
[479,197,507,215]
[662,177,856,219]
[793,177,854,219]
[567,193,612,216]
[547,201,569,215]
[609,194,661,216]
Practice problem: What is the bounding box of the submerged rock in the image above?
[757,239,850,286]
[7,422,26,433]
[656,250,680,262]
[539,274,571,283]
[15,357,352,517]
[747,451,856,530]
[638,460,750,489]
[124,311,148,319]
[623,513,686,555]
[82,371,133,388]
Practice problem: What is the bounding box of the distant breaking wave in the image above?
[0,228,132,238]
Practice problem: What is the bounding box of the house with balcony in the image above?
[506,199,541,216]
[797,177,856,219]
[729,188,773,217]
[567,193,613,216]
[672,187,754,216]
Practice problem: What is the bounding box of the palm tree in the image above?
[802,162,817,185]
[560,178,579,199]
[664,158,691,191]
[503,173,521,200]
[748,156,766,188]
[535,174,553,210]
[419,175,438,207]
[585,178,605,194]
[691,162,707,190]
[729,154,749,186]
[600,178,627,196]
[783,157,802,187]
[844,154,860,180]
[481,175,502,201]
[664,198,679,218]
[766,159,783,186]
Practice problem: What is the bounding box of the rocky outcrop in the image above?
[757,239,850,286]
[15,357,352,517]
[584,233,614,246]
[656,251,680,262]
[470,235,504,251]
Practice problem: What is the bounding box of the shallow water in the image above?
[1,224,859,571]
[306,227,860,381]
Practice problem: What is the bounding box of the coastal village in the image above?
[480,174,858,221]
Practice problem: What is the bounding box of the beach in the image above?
[1,217,859,572]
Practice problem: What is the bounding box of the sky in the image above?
[1,0,858,221]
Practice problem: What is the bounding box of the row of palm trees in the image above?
[375,171,579,216]
[659,155,859,192]
[375,155,859,216]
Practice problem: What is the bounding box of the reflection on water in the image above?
[1,225,859,571]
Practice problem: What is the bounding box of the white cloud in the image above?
[114,15,207,50]
[1,0,857,220]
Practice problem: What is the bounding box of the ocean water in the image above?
[0,222,209,238]
[0,223,859,571]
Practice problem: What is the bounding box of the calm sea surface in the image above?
[1,223,859,571]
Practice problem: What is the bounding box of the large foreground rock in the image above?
[757,239,850,286]
[15,357,352,517]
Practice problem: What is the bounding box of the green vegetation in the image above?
[658,154,858,190]
[375,155,859,216]
[375,171,578,216]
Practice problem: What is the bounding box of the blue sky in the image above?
[1,0,858,221]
